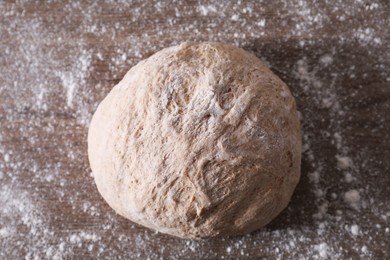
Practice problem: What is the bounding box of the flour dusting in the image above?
[0,0,389,259]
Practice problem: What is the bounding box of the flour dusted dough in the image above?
[88,42,301,239]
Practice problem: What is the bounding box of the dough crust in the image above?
[88,42,301,239]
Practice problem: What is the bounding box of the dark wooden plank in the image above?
[1,0,389,259]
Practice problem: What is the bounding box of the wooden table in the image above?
[1,0,389,259]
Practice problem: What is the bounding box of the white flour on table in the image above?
[0,0,389,259]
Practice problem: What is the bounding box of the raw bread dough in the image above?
[88,42,301,239]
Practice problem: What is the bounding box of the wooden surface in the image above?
[1,0,389,259]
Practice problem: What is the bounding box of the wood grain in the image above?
[0,0,389,259]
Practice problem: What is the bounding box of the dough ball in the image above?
[88,42,301,239]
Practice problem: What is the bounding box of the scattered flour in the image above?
[344,173,353,183]
[350,224,359,236]
[0,0,388,259]
[343,190,361,207]
[336,155,353,170]
[198,5,217,16]
[57,49,91,108]
[231,14,239,21]
[315,242,329,258]
[320,54,333,66]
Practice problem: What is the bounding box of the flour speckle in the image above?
[320,54,333,66]
[0,227,11,238]
[198,5,217,16]
[226,246,232,253]
[344,173,353,183]
[344,190,361,207]
[350,224,359,236]
[57,50,91,107]
[257,19,266,27]
[316,242,329,258]
[1,0,388,259]
[336,155,353,169]
[231,14,239,21]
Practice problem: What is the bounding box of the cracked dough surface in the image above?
[88,42,301,239]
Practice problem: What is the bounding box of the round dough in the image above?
[88,42,301,239]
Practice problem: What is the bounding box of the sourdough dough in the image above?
[88,42,301,239]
